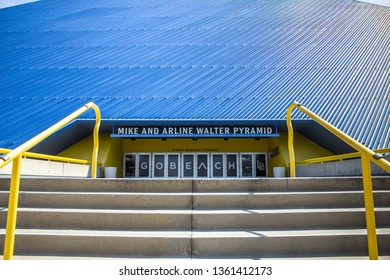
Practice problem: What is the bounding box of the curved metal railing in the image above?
[0,102,101,260]
[286,101,390,260]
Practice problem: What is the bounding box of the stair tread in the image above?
[0,191,193,196]
[0,229,191,237]
[3,208,193,214]
[195,191,390,195]
[1,228,390,237]
[193,208,390,214]
[192,228,390,237]
[1,190,390,195]
[4,207,390,214]
[4,255,390,260]
[1,177,390,192]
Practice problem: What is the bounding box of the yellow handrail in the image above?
[0,148,97,165]
[0,102,101,260]
[286,101,390,260]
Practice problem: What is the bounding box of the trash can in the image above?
[273,166,286,178]
[104,167,117,178]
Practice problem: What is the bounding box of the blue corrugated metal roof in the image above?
[0,0,389,150]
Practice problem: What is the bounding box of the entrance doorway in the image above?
[124,152,267,178]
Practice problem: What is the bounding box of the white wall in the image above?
[0,158,93,177]
[296,155,390,177]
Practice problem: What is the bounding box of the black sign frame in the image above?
[111,125,278,138]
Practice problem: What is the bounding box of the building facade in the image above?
[0,0,389,178]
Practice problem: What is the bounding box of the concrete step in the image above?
[1,190,389,210]
[4,254,390,260]
[193,191,390,209]
[193,177,390,192]
[192,208,390,230]
[1,228,390,258]
[0,229,191,257]
[1,177,390,193]
[1,208,390,231]
[192,228,390,258]
[0,178,193,193]
[0,191,193,209]
[0,208,192,230]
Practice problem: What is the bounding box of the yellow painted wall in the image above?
[274,132,334,176]
[279,132,333,162]
[58,133,123,177]
[268,137,287,177]
[122,138,268,153]
[57,132,333,178]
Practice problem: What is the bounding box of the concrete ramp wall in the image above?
[296,155,390,177]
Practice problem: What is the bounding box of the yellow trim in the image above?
[286,101,390,260]
[0,102,101,260]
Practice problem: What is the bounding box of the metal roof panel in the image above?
[0,0,389,150]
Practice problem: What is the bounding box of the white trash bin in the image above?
[104,167,117,178]
[273,166,286,178]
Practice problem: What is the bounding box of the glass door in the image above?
[255,153,267,177]
[196,154,209,178]
[168,154,180,178]
[241,154,253,177]
[182,154,195,178]
[212,154,224,177]
[153,154,165,178]
[124,154,136,178]
[226,153,238,178]
[138,153,151,178]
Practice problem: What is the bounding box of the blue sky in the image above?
[0,0,39,9]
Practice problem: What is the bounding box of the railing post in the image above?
[3,154,22,260]
[361,153,379,260]
[86,102,101,178]
[286,103,297,177]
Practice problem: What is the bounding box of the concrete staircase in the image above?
[1,177,390,259]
